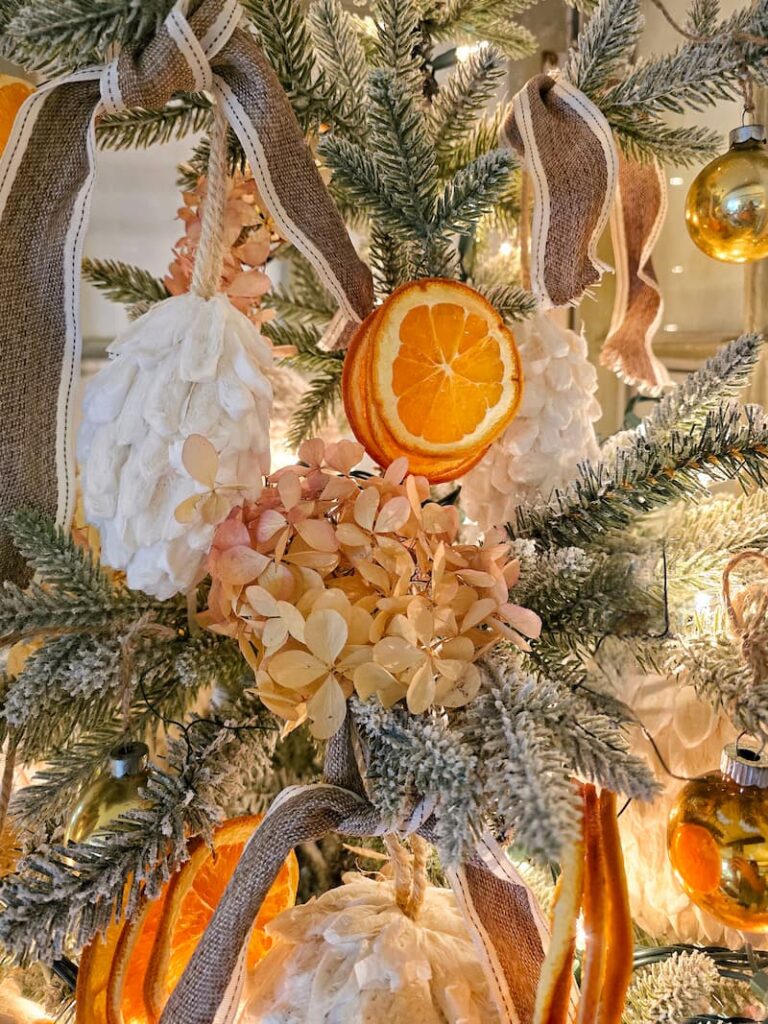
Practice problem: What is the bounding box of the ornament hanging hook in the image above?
[740,65,757,125]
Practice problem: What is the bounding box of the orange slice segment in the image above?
[107,891,168,1024]
[0,75,33,153]
[76,914,125,1024]
[370,279,522,457]
[145,815,298,1018]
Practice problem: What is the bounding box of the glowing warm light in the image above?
[456,42,486,61]
[669,176,685,186]
[499,240,514,257]
[663,323,680,332]
[575,914,587,952]
[694,591,714,616]
[671,265,684,274]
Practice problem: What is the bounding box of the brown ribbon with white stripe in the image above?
[601,154,670,395]
[505,74,618,309]
[0,0,373,584]
[159,716,551,1024]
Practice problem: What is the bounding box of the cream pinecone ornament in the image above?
[460,312,601,531]
[78,103,272,599]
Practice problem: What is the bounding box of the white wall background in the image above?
[82,137,199,343]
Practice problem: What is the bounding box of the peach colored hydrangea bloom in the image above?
[165,172,278,328]
[200,439,541,738]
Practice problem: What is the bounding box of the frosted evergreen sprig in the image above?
[423,0,537,58]
[242,0,320,127]
[566,0,642,100]
[308,0,369,136]
[95,93,213,151]
[352,697,481,865]
[642,333,764,436]
[512,403,768,549]
[0,715,274,962]
[3,0,175,70]
[624,951,720,1024]
[428,44,507,160]
[81,258,170,310]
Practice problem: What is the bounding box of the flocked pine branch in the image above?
[176,131,248,192]
[641,332,764,436]
[265,321,345,447]
[351,696,481,865]
[4,0,175,70]
[308,0,369,136]
[268,249,337,325]
[82,257,170,310]
[512,403,768,549]
[0,712,274,962]
[476,282,537,324]
[423,0,538,58]
[96,93,213,150]
[427,43,507,161]
[567,0,768,163]
[624,950,720,1024]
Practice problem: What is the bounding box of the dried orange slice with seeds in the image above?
[369,279,522,457]
[343,284,515,483]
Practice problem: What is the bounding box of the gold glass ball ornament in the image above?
[65,741,151,845]
[668,741,768,931]
[686,124,768,263]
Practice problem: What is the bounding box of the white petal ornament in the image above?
[460,312,601,531]
[78,102,273,599]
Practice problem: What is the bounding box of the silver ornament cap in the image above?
[721,740,768,788]
[730,123,768,148]
[109,740,149,780]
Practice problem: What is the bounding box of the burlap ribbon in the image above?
[505,74,618,309]
[0,0,373,585]
[601,154,670,395]
[159,717,551,1024]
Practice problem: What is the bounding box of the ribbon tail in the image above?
[214,31,374,337]
[0,73,101,584]
[448,831,556,1024]
[602,155,670,395]
[506,75,618,310]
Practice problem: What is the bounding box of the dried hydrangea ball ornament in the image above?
[78,99,272,599]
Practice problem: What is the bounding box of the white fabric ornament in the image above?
[460,312,601,531]
[238,875,502,1024]
[78,293,272,599]
[78,100,273,600]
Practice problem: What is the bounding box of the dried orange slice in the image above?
[0,75,33,153]
[106,891,167,1024]
[76,914,125,1024]
[369,279,522,457]
[343,303,496,483]
[145,815,298,1018]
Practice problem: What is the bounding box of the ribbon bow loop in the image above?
[100,0,241,113]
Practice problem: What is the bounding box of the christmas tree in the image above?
[1,0,768,1020]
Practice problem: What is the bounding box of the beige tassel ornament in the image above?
[78,99,273,599]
